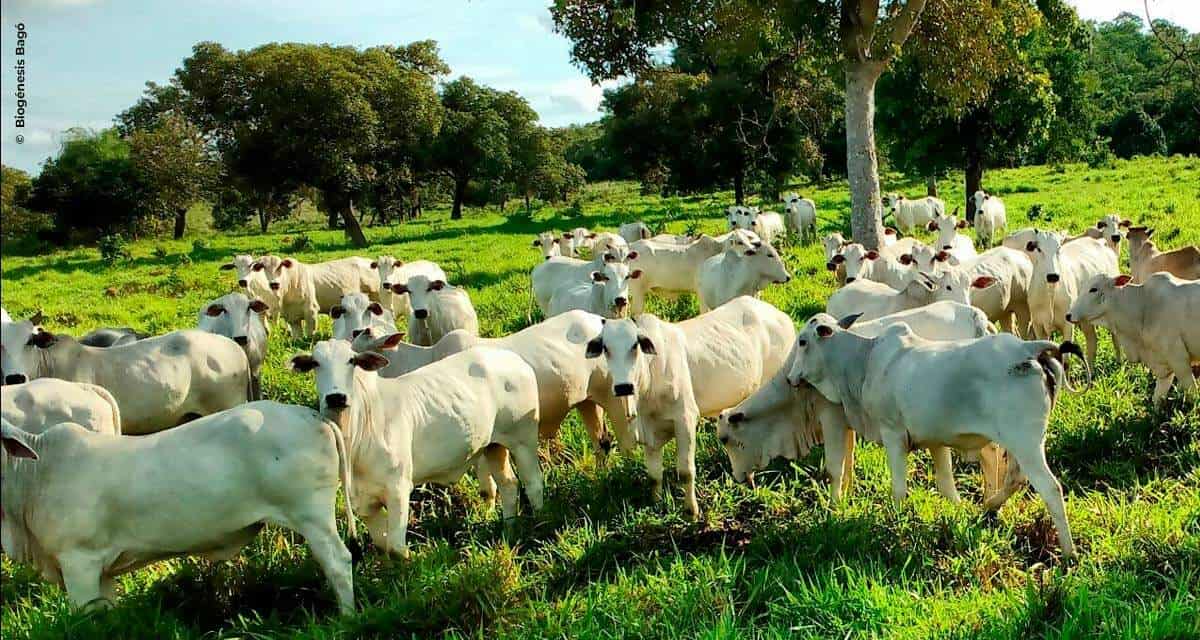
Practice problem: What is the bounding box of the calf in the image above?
[717,302,996,500]
[825,271,972,322]
[619,221,653,245]
[971,190,1007,247]
[748,208,787,246]
[1068,273,1199,403]
[532,246,633,317]
[253,256,379,339]
[220,254,279,321]
[1125,227,1200,283]
[292,341,542,556]
[372,256,447,319]
[532,232,564,261]
[330,292,397,342]
[1026,231,1119,367]
[830,243,912,289]
[2,378,121,435]
[783,194,817,244]
[0,401,357,613]
[0,316,249,434]
[884,193,944,234]
[1079,214,1128,254]
[548,261,642,319]
[788,315,1084,557]
[931,247,1034,336]
[696,239,791,311]
[398,275,479,346]
[926,211,978,264]
[198,292,270,400]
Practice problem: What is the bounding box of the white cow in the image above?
[717,302,996,500]
[825,272,975,322]
[1026,231,1119,368]
[532,246,633,317]
[696,240,791,311]
[350,328,480,379]
[1,307,10,323]
[926,211,978,263]
[398,275,479,347]
[1076,214,1128,255]
[220,254,279,322]
[747,208,787,246]
[2,378,122,435]
[372,256,447,319]
[548,261,642,319]
[0,317,249,435]
[925,247,1034,336]
[1068,273,1199,403]
[788,316,1084,557]
[330,292,397,342]
[0,401,358,613]
[197,292,270,400]
[619,222,653,245]
[829,243,913,289]
[253,255,379,339]
[627,233,756,313]
[884,194,944,234]
[971,190,1007,247]
[562,228,598,258]
[532,232,564,261]
[291,341,543,556]
[583,297,795,517]
[783,194,817,244]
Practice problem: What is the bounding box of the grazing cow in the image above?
[697,239,791,311]
[884,193,944,234]
[532,245,633,317]
[252,255,379,339]
[397,275,479,346]
[2,378,121,435]
[930,247,1034,335]
[783,194,817,244]
[829,243,912,289]
[548,261,642,319]
[1068,273,1199,403]
[0,402,358,613]
[826,272,974,322]
[1125,227,1200,283]
[562,228,598,258]
[971,191,1007,247]
[77,327,145,348]
[717,302,996,499]
[0,316,249,434]
[372,256,447,319]
[197,292,270,400]
[926,211,978,264]
[787,315,1084,557]
[291,341,543,556]
[627,232,756,313]
[532,232,564,261]
[583,297,795,517]
[330,292,397,342]
[747,208,787,246]
[220,254,279,321]
[619,221,653,245]
[1026,231,1119,368]
[1079,214,1129,254]
[350,328,479,379]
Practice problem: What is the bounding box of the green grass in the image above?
[2,156,1199,639]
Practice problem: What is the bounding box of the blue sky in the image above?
[1,0,1196,174]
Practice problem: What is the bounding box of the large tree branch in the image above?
[841,0,881,62]
[875,0,929,63]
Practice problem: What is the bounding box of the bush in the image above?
[98,234,132,264]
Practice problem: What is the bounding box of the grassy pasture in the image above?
[1,156,1199,639]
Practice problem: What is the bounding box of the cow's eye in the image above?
[797,339,807,347]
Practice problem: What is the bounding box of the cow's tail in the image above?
[88,383,123,435]
[1033,340,1091,408]
[321,415,360,548]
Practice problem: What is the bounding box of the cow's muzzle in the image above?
[942,245,953,251]
[1111,235,1121,243]
[269,282,281,290]
[845,277,856,284]
[324,393,348,409]
[381,282,392,291]
[233,336,249,346]
[613,382,635,397]
[238,279,248,288]
[1046,273,1060,284]
[413,309,429,320]
[4,374,27,386]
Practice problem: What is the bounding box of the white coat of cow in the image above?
[825,271,975,322]
[397,275,479,346]
[626,232,756,313]
[531,246,632,317]
[619,222,652,245]
[931,247,1034,335]
[532,232,564,261]
[926,211,978,264]
[1026,231,1119,367]
[253,255,379,339]
[198,292,270,400]
[971,190,1007,247]
[1,378,122,435]
[330,292,397,342]
[372,256,447,319]
[0,401,358,612]
[829,243,912,289]
[787,315,1085,557]
[0,317,249,434]
[783,194,817,244]
[548,261,642,319]
[291,341,542,556]
[220,254,280,322]
[696,240,791,311]
[884,194,944,234]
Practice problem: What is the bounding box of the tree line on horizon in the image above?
[1,4,1196,248]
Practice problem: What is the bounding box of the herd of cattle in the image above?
[1,188,1198,615]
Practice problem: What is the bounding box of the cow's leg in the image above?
[287,505,356,614]
[881,431,910,505]
[1150,362,1176,404]
[250,374,263,401]
[978,444,1006,503]
[304,308,319,338]
[576,400,611,465]
[474,457,497,509]
[607,408,638,455]
[384,475,414,558]
[1108,326,1123,362]
[673,418,700,519]
[821,417,848,502]
[1014,305,1032,339]
[508,442,545,514]
[842,428,857,496]
[1165,344,1196,399]
[1011,443,1076,558]
[931,445,961,504]
[1079,322,1099,370]
[482,445,519,519]
[999,311,1014,335]
[644,439,666,501]
[287,318,305,341]
[57,551,105,610]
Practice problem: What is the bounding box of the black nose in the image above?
[1065,313,1074,323]
[269,282,281,290]
[614,297,628,308]
[238,279,248,288]
[1111,235,1121,243]
[545,256,552,261]
[233,336,249,346]
[4,374,27,385]
[414,309,429,320]
[613,383,634,397]
[324,393,348,409]
[382,282,392,290]
[1046,274,1060,284]
[942,245,953,250]
[719,434,730,445]
[845,276,856,283]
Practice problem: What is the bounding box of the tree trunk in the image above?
[257,208,270,234]
[327,207,340,229]
[845,61,887,250]
[451,178,467,220]
[341,200,368,248]
[524,193,532,214]
[173,208,187,239]
[964,152,983,222]
[926,175,938,197]
[733,169,745,205]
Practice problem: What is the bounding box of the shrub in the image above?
[98,234,132,264]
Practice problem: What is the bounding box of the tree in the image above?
[129,112,217,238]
[0,164,47,240]
[29,128,146,238]
[508,126,586,213]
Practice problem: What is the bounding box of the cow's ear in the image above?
[831,254,846,265]
[370,261,379,269]
[1119,219,1132,228]
[29,331,56,349]
[585,337,604,358]
[884,227,897,236]
[281,258,294,268]
[367,302,384,316]
[251,262,265,272]
[926,221,938,232]
[627,250,639,260]
[562,232,572,239]
[429,280,446,291]
[532,239,542,247]
[1,432,38,459]
[249,300,270,314]
[220,262,236,271]
[205,304,225,317]
[381,332,406,348]
[1114,274,1133,287]
[29,311,43,326]
[816,325,834,338]
[899,254,913,265]
[353,352,390,372]
[866,250,879,260]
[935,251,950,262]
[971,276,998,289]
[956,219,968,229]
[290,354,319,373]
[637,335,657,355]
[984,194,990,200]
[1026,241,1037,252]
[588,233,597,239]
[630,269,643,279]
[837,313,863,329]
[330,305,346,319]
[591,271,607,283]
